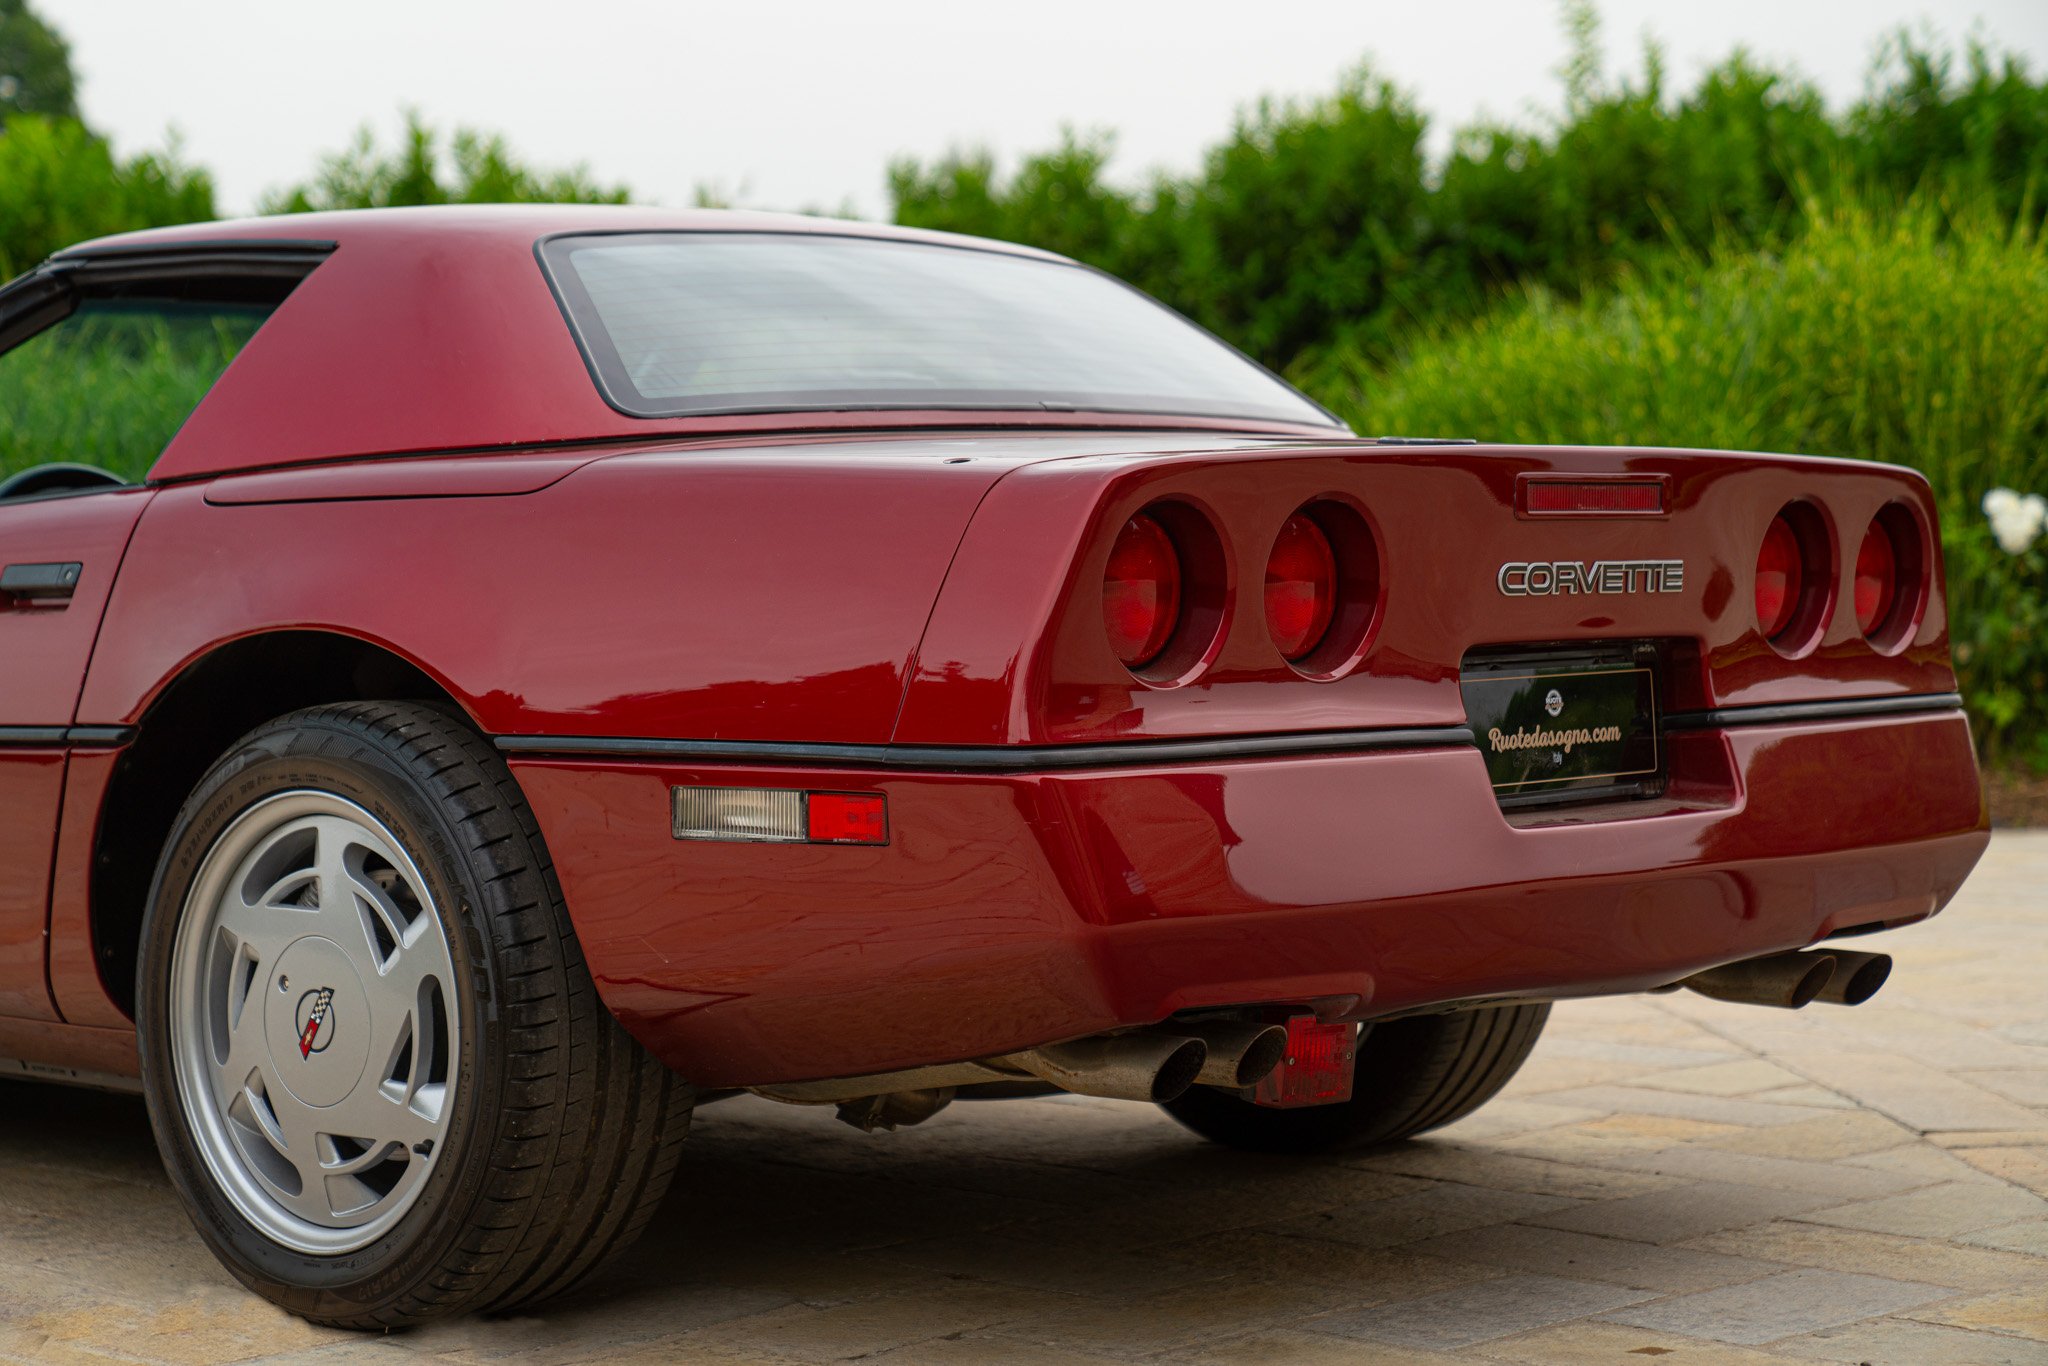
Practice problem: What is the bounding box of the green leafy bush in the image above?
[1949,507,2047,765]
[0,115,214,278]
[1303,196,2048,761]
[891,27,2048,369]
[0,0,79,121]
[263,110,629,212]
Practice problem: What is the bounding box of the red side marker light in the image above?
[672,787,888,845]
[1251,1015,1357,1108]
[806,791,889,845]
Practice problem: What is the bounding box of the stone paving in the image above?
[1,832,2043,1364]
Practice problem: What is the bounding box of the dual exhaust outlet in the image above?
[1011,1019,1290,1103]
[760,948,1893,1129]
[1678,948,1892,1010]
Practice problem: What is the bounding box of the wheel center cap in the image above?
[266,937,371,1107]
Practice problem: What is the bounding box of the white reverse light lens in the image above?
[672,787,806,842]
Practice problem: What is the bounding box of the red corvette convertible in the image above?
[0,206,1987,1325]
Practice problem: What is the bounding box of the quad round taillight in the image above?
[1755,513,1805,641]
[1265,511,1337,660]
[1855,504,1926,649]
[1103,511,1182,668]
[1854,517,1899,636]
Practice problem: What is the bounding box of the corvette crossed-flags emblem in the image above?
[298,988,335,1059]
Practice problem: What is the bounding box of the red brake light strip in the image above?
[1520,478,1666,517]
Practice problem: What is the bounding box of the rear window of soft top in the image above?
[538,232,1335,427]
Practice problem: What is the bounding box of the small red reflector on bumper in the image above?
[1251,1015,1357,1108]
[1521,478,1665,516]
[805,791,889,845]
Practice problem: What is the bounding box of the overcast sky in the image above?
[37,0,2048,218]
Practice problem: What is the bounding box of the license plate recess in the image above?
[1460,643,1663,808]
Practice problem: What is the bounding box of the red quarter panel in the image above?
[80,450,1007,743]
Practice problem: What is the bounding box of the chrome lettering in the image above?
[1495,559,1686,598]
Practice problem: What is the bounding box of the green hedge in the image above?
[1301,197,2048,764]
[892,29,2048,370]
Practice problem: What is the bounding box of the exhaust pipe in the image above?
[752,1027,1215,1110]
[1005,1033,1208,1103]
[1812,949,1892,1006]
[1681,950,1836,1009]
[1177,1020,1290,1089]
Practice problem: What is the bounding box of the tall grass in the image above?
[1301,195,2048,762]
[0,304,260,478]
[1309,197,2048,493]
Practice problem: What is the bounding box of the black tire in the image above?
[1161,1004,1549,1154]
[136,701,690,1328]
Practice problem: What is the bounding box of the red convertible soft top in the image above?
[59,207,1340,482]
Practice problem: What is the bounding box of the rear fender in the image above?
[83,450,1013,743]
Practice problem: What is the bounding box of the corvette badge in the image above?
[1497,559,1684,596]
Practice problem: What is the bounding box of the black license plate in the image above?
[1461,646,1662,805]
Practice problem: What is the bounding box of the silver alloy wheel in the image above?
[168,791,460,1255]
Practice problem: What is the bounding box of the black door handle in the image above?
[1,562,82,600]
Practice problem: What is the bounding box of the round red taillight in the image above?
[1854,517,1899,636]
[1103,512,1181,668]
[1755,514,1804,639]
[1265,512,1337,660]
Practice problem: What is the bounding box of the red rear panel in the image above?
[897,444,1955,745]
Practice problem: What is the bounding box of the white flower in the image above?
[1983,486,2047,556]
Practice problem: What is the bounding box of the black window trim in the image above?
[532,228,1347,430]
[0,240,336,352]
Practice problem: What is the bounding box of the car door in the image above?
[0,248,320,1019]
[0,488,151,1017]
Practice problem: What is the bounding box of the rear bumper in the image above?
[508,706,1988,1088]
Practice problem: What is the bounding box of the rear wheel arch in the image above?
[90,630,472,1019]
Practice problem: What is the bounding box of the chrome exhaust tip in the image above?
[1681,950,1836,1010]
[1177,1021,1290,1089]
[1009,1033,1209,1103]
[1813,949,1892,1006]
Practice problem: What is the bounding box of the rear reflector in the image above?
[672,787,888,845]
[1250,1015,1358,1108]
[1522,478,1665,516]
